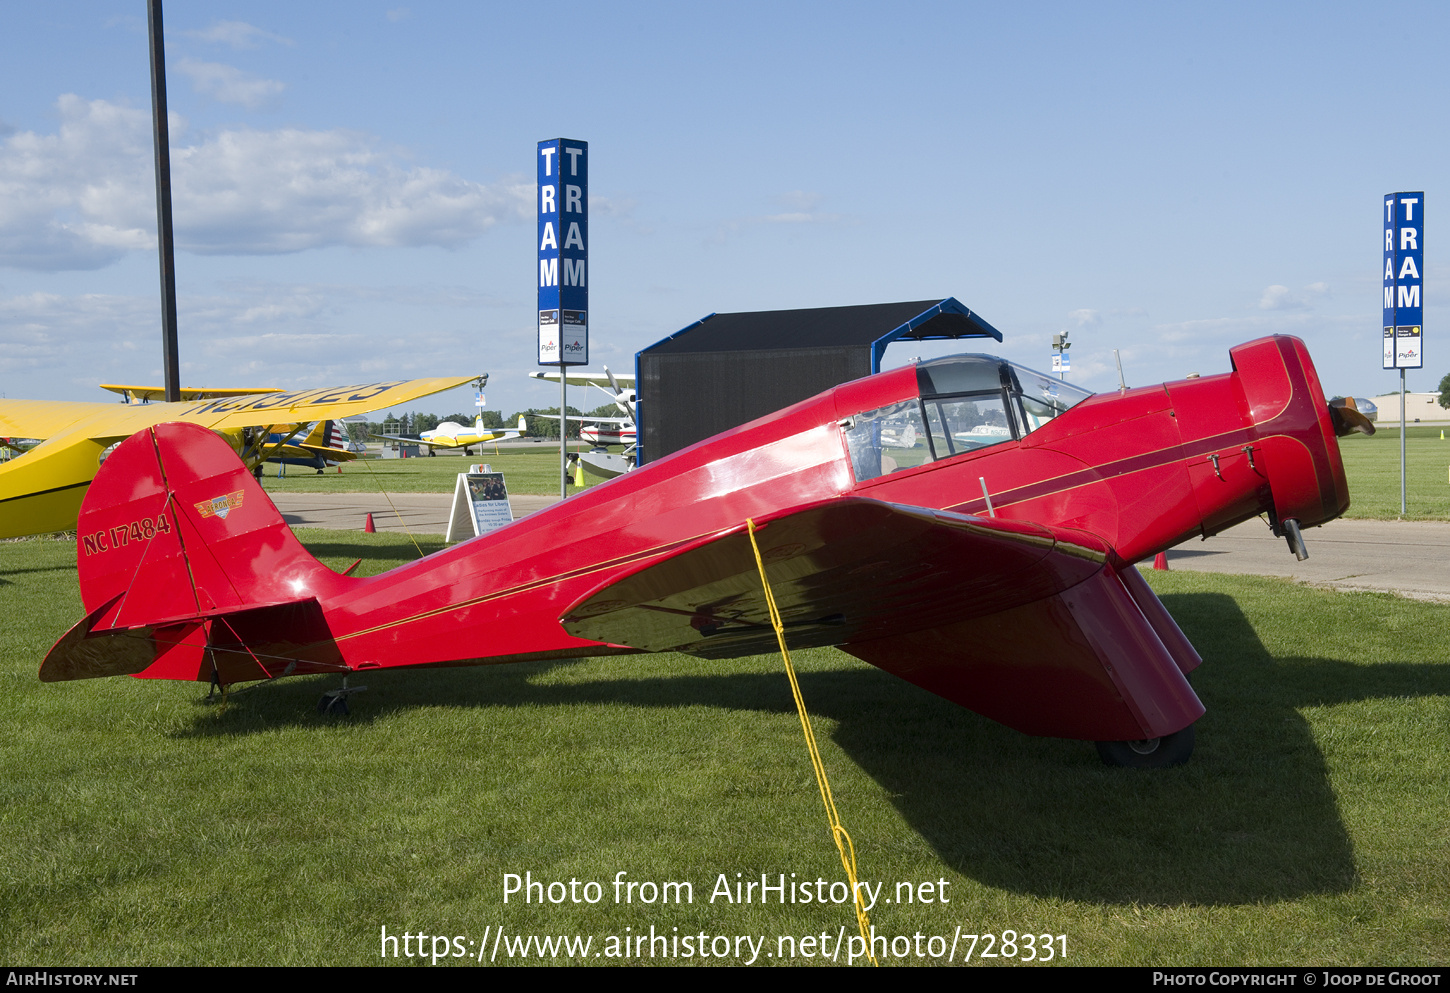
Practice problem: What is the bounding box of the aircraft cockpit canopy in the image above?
[845,355,1093,482]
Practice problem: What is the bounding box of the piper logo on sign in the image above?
[538,139,588,366]
[1383,192,1424,369]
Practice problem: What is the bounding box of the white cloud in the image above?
[1258,285,1298,310]
[386,8,413,22]
[0,96,533,270]
[0,280,502,395]
[775,190,822,212]
[1149,306,1362,346]
[1151,314,1287,343]
[176,59,286,110]
[762,190,840,224]
[712,191,845,240]
[1069,308,1101,327]
[1259,281,1330,311]
[0,291,162,387]
[183,21,293,49]
[0,97,154,270]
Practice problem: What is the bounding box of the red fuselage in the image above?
[306,335,1342,672]
[50,336,1348,747]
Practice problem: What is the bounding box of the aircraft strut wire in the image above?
[357,453,425,559]
[746,518,878,967]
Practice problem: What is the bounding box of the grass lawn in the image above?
[1339,426,1450,520]
[257,443,601,497]
[1,533,1445,966]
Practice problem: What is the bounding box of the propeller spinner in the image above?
[1328,397,1376,437]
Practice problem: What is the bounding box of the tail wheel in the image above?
[1095,724,1194,768]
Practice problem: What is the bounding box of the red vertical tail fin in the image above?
[45,422,350,683]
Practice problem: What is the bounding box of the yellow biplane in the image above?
[0,376,477,538]
[105,384,362,474]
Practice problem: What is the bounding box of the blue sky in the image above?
[1,1,1445,418]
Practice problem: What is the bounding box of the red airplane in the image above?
[41,336,1370,767]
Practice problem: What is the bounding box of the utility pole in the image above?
[148,0,180,402]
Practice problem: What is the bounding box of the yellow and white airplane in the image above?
[371,413,527,455]
[0,375,478,539]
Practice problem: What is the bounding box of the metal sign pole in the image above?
[560,366,567,499]
[1401,369,1407,517]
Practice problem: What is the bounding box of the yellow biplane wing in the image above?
[0,375,476,538]
[97,384,286,404]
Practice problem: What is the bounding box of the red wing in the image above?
[561,498,1108,659]
[561,497,1204,742]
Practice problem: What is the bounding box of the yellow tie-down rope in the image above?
[746,518,878,967]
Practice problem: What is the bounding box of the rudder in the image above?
[47,422,350,683]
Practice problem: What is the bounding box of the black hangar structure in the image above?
[634,298,1003,465]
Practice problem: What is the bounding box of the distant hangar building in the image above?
[635,298,1002,465]
[1371,392,1447,424]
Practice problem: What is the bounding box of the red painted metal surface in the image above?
[44,336,1350,746]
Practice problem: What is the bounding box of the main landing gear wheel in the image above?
[317,678,366,716]
[1095,724,1195,768]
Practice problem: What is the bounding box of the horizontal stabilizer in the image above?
[41,597,347,684]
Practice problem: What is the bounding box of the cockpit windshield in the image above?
[844,355,1093,483]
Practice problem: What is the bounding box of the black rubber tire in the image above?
[1095,724,1194,768]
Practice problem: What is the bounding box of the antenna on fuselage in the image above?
[1114,349,1127,393]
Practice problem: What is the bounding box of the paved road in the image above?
[273,492,1450,599]
[273,492,562,537]
[1162,517,1450,600]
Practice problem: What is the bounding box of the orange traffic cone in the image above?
[364,513,375,533]
[1153,552,1169,570]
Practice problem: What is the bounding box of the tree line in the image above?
[360,404,622,441]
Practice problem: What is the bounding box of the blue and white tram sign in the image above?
[538,138,588,366]
[1383,191,1424,370]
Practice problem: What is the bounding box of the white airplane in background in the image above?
[529,367,638,478]
[573,417,635,447]
[528,367,636,417]
[372,413,528,456]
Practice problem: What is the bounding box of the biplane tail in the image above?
[300,418,341,450]
[42,422,351,685]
